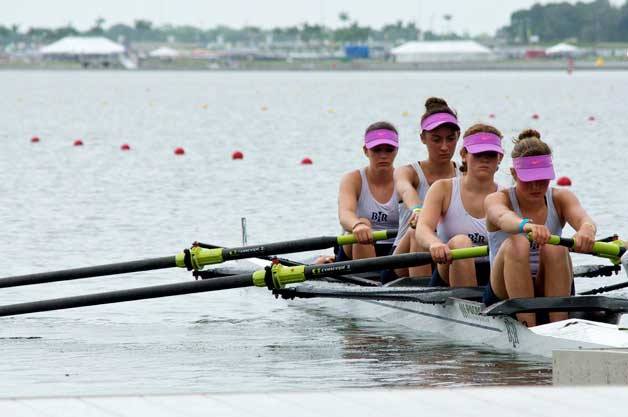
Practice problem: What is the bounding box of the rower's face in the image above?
[364,145,397,167]
[421,126,459,162]
[511,168,550,198]
[465,150,501,177]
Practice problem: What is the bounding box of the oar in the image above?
[0,246,485,317]
[544,235,626,262]
[579,251,628,295]
[0,229,397,289]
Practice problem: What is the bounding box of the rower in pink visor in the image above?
[484,129,598,327]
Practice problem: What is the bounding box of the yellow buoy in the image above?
[402,111,409,117]
[261,106,268,111]
[595,57,605,67]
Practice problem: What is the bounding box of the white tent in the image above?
[40,37,125,56]
[149,47,180,58]
[545,43,580,56]
[391,41,493,63]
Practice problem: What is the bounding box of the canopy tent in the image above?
[40,37,125,56]
[391,40,493,63]
[149,47,180,59]
[545,43,581,56]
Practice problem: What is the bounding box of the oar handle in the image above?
[543,235,627,258]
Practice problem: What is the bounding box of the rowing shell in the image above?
[283,281,628,358]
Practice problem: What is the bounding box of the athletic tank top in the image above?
[354,168,399,245]
[394,161,460,246]
[488,187,563,278]
[436,177,501,262]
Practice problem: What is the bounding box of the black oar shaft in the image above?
[304,252,432,278]
[0,273,253,317]
[0,256,177,289]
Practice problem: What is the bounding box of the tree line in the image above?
[0,16,460,47]
[500,0,628,43]
[2,1,628,47]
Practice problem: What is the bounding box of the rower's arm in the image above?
[338,171,365,232]
[394,165,420,209]
[416,180,447,250]
[485,191,523,234]
[556,189,596,235]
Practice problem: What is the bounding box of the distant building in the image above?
[40,36,126,68]
[344,45,369,59]
[391,40,493,63]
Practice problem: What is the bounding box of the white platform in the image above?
[2,387,628,417]
[554,348,628,385]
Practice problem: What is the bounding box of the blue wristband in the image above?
[518,218,530,233]
[411,204,423,211]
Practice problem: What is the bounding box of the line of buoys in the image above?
[73,139,84,146]
[231,150,244,160]
[557,176,572,186]
[301,157,313,165]
[31,136,40,143]
[120,144,131,151]
[174,147,185,155]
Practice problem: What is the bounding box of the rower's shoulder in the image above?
[551,186,579,205]
[393,163,419,184]
[339,169,362,191]
[486,187,510,204]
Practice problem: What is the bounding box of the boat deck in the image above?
[2,387,627,417]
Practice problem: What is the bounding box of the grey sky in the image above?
[3,0,625,35]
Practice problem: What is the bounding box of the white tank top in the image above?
[394,161,460,246]
[354,168,399,245]
[436,178,501,262]
[488,187,563,279]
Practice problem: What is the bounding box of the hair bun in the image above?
[517,129,541,141]
[425,97,448,111]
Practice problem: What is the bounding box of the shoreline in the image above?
[2,59,628,71]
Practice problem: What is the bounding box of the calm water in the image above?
[0,70,627,396]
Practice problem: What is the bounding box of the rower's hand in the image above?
[573,227,596,253]
[409,208,421,229]
[524,223,551,246]
[429,242,452,264]
[353,223,374,244]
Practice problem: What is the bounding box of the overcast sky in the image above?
[2,0,625,35]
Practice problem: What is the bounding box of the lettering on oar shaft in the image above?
[311,265,350,275]
[228,246,265,256]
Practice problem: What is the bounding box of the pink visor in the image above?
[463,132,504,154]
[513,155,556,182]
[364,129,399,149]
[421,112,459,132]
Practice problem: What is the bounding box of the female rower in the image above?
[416,124,504,287]
[337,121,399,260]
[484,129,596,327]
[392,97,461,278]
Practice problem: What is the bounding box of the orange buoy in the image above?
[174,147,185,155]
[556,176,572,186]
[31,136,40,143]
[231,150,244,160]
[73,139,84,146]
[300,157,313,165]
[121,143,131,151]
[532,114,540,120]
